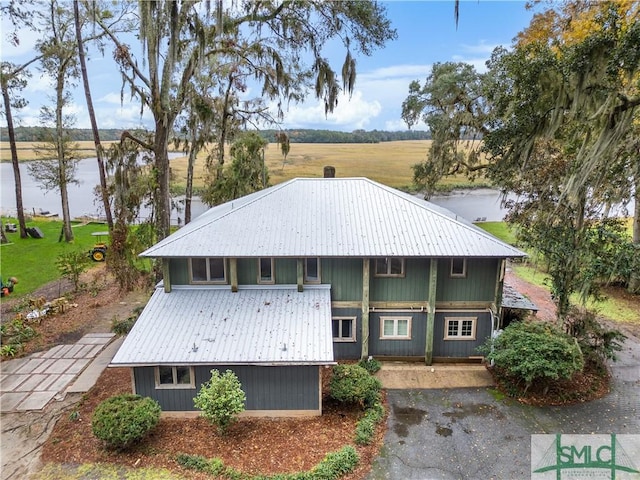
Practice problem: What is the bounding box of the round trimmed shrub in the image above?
[92,394,161,450]
[330,364,381,408]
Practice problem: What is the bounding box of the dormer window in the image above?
[190,257,226,284]
[374,257,405,277]
[258,258,275,284]
[450,258,467,278]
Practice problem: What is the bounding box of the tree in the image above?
[95,0,396,243]
[402,62,489,198]
[1,62,36,239]
[202,131,269,206]
[1,1,42,239]
[105,132,156,291]
[73,0,113,231]
[29,0,83,242]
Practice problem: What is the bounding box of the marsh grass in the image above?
[0,141,122,162]
[168,140,487,191]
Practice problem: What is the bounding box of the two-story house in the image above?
[110,177,526,416]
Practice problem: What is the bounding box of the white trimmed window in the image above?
[304,257,321,283]
[258,257,275,284]
[332,317,356,342]
[374,258,405,277]
[380,316,411,339]
[155,366,195,389]
[450,258,467,278]
[190,257,226,283]
[444,317,477,340]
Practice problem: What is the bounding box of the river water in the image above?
[0,157,633,224]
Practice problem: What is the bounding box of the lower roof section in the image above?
[111,284,334,367]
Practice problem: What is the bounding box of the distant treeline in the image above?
[2,126,431,144]
[256,129,431,143]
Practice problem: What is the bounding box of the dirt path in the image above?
[504,265,556,322]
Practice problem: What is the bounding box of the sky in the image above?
[1,1,538,133]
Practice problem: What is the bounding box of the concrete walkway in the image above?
[376,362,494,389]
[0,333,121,412]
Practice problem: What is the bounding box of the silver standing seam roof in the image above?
[141,177,526,259]
[110,285,334,366]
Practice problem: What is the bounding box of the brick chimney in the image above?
[323,166,336,178]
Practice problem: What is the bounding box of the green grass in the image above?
[476,221,519,246]
[0,218,110,297]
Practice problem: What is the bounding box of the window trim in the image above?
[258,257,275,284]
[332,316,356,342]
[304,257,321,284]
[154,366,195,389]
[450,258,467,278]
[374,257,405,278]
[444,316,477,340]
[189,257,227,284]
[380,316,412,340]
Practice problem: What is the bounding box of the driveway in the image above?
[367,333,640,480]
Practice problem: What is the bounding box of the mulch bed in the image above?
[42,367,387,480]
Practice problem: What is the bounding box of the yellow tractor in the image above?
[89,231,109,262]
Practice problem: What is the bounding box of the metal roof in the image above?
[110,285,334,366]
[142,177,526,258]
[501,284,539,311]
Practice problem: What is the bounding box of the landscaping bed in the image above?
[41,367,386,479]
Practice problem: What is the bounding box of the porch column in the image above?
[230,258,238,292]
[297,259,304,292]
[425,258,438,365]
[162,259,171,293]
[361,258,370,359]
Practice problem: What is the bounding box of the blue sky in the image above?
[1,1,536,132]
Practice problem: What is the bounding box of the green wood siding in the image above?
[134,365,319,411]
[432,311,491,358]
[332,308,362,360]
[369,312,427,357]
[322,258,363,301]
[370,258,430,302]
[436,258,499,302]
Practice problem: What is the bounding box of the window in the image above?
[258,258,275,284]
[190,257,226,283]
[155,366,195,389]
[380,316,411,339]
[450,258,467,277]
[304,257,321,283]
[332,317,356,342]
[444,317,477,340]
[374,258,405,277]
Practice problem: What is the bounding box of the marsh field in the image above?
[1,140,481,191]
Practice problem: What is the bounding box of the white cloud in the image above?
[276,90,382,130]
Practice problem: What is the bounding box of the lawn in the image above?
[0,218,110,297]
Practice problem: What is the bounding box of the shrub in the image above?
[482,321,584,394]
[311,445,359,479]
[358,356,381,374]
[56,249,90,292]
[193,369,246,434]
[563,307,626,366]
[329,364,381,408]
[92,394,161,450]
[354,400,385,445]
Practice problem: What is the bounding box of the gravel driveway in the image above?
[367,333,640,480]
